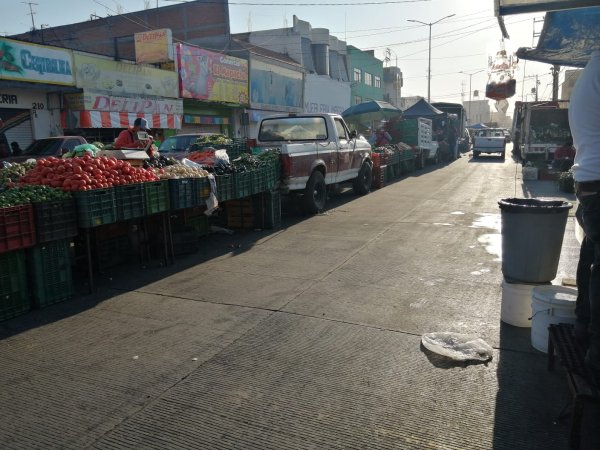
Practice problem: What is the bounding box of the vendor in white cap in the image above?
[114,117,156,156]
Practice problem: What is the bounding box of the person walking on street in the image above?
[571,49,600,382]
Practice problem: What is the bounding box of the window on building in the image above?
[364,72,373,86]
[374,76,381,88]
[353,68,361,82]
[354,96,362,105]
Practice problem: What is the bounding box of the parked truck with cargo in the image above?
[395,117,438,167]
[256,113,373,213]
[512,101,571,162]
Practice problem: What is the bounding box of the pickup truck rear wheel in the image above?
[473,150,480,158]
[353,162,372,196]
[303,170,327,213]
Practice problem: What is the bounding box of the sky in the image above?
[0,0,565,116]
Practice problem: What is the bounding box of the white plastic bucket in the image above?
[531,285,578,353]
[501,280,538,327]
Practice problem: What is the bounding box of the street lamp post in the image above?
[408,14,455,103]
[460,69,485,125]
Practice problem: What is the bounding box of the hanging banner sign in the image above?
[0,38,74,85]
[134,29,174,64]
[64,90,183,115]
[177,44,249,105]
[73,53,179,98]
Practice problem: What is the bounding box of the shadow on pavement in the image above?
[492,322,570,449]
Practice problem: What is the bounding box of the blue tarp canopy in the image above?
[516,6,600,67]
[401,99,445,119]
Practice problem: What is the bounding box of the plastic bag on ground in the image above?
[422,332,493,362]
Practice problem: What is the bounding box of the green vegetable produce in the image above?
[0,185,71,208]
[0,162,35,188]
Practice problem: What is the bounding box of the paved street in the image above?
[1,155,580,449]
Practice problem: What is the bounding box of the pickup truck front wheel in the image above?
[303,170,327,213]
[353,162,372,196]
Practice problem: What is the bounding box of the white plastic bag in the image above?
[204,174,218,215]
[215,149,230,165]
[422,332,493,362]
[181,158,205,169]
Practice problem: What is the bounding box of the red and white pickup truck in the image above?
[257,113,373,213]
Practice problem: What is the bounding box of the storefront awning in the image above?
[63,111,182,129]
[515,6,600,67]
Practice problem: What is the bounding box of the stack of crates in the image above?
[255,190,282,229]
[0,250,29,321]
[0,204,36,321]
[372,165,386,189]
[226,198,255,229]
[28,239,73,308]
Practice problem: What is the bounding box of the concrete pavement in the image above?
[0,155,580,449]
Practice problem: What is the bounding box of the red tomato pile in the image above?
[20,156,158,191]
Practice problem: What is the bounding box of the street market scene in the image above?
[1,0,600,448]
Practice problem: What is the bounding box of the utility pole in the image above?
[407,14,456,103]
[22,2,38,30]
[534,75,539,101]
[460,69,485,125]
[552,65,560,101]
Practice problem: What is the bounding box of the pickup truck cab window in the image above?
[259,117,328,142]
[334,118,349,141]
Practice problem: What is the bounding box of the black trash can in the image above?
[498,198,573,283]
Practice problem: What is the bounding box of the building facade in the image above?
[347,46,384,105]
[463,100,491,125]
[0,38,78,152]
[383,66,403,108]
[561,69,583,100]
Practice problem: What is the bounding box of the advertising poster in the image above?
[177,44,249,105]
[74,53,179,98]
[0,38,74,85]
[250,59,303,112]
[134,29,174,64]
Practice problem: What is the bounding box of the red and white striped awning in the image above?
[63,111,182,129]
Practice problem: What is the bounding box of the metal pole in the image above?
[552,65,560,101]
[427,24,432,102]
[468,75,472,125]
[535,75,539,101]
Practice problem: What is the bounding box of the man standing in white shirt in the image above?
[571,50,600,380]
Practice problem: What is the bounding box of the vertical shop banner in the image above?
[177,44,249,105]
[134,29,174,64]
[0,38,74,85]
[73,53,179,98]
[250,59,303,112]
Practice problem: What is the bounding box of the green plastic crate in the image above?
[34,198,78,243]
[168,178,195,210]
[74,188,117,228]
[265,162,280,190]
[216,174,233,202]
[234,171,252,199]
[192,177,211,206]
[0,250,30,321]
[251,167,268,194]
[28,239,73,308]
[144,181,170,215]
[255,190,281,229]
[115,183,145,221]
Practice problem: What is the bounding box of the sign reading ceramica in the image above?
[135,29,174,64]
[177,44,249,105]
[0,38,74,85]
[64,91,183,115]
[74,53,178,98]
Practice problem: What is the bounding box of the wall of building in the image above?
[347,46,383,105]
[11,0,229,61]
[561,69,582,100]
[303,74,350,115]
[463,100,491,125]
[383,67,402,108]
